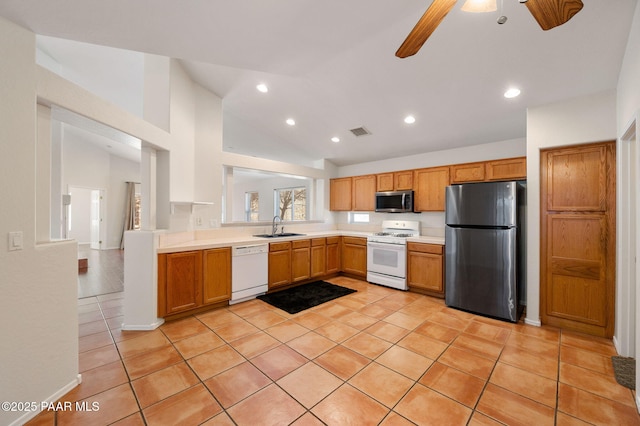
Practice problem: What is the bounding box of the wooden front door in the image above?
[540,141,616,337]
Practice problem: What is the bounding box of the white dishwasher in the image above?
[230,244,269,304]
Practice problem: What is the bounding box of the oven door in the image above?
[367,241,406,279]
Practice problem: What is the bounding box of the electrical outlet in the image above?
[8,231,23,251]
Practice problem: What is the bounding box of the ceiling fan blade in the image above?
[396,0,458,58]
[525,0,583,31]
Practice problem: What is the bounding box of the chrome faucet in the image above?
[272,215,282,236]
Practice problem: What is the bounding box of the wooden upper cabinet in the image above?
[545,147,606,212]
[352,174,376,211]
[395,170,413,190]
[376,173,394,192]
[330,177,352,211]
[414,167,450,211]
[377,171,414,191]
[486,157,527,181]
[450,157,526,183]
[450,162,485,183]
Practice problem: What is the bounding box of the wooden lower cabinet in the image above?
[407,242,444,297]
[292,240,311,283]
[326,237,341,274]
[158,247,231,317]
[203,247,231,305]
[341,236,367,278]
[269,242,291,289]
[311,238,327,278]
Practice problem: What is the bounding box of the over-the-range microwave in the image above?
[375,190,414,213]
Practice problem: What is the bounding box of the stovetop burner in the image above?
[367,220,421,244]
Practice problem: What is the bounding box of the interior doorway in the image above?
[68,185,106,249]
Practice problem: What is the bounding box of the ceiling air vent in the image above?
[349,126,371,137]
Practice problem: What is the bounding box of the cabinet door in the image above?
[326,237,341,274]
[352,175,376,211]
[342,237,367,277]
[292,240,311,283]
[377,173,394,192]
[311,238,326,278]
[486,157,526,181]
[394,170,413,190]
[269,242,291,289]
[414,167,450,211]
[450,162,485,183]
[202,247,231,305]
[163,251,202,315]
[407,244,444,296]
[330,177,352,211]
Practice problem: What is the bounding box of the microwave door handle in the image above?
[402,193,406,209]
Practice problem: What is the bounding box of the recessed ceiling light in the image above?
[404,115,416,124]
[504,88,521,99]
[331,137,340,143]
[286,118,296,126]
[256,83,268,93]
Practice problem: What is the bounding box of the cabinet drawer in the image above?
[292,239,310,249]
[342,236,367,246]
[270,241,291,252]
[407,242,443,254]
[326,236,341,245]
[311,238,326,246]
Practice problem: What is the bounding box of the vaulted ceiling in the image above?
[0,0,636,166]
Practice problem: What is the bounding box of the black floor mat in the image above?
[257,281,356,314]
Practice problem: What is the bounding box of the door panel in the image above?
[546,145,607,212]
[540,141,615,338]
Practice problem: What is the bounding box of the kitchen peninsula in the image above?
[124,227,444,329]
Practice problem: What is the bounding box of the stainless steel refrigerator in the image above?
[445,181,526,322]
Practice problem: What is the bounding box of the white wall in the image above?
[616,0,640,410]
[525,89,618,327]
[0,17,78,426]
[338,138,526,177]
[62,128,140,249]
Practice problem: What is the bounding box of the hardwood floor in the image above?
[78,248,124,299]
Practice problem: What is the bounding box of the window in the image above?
[349,212,370,224]
[134,193,141,230]
[275,187,306,220]
[245,191,259,222]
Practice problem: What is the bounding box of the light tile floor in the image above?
[28,276,640,425]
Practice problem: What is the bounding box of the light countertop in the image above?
[157,231,444,253]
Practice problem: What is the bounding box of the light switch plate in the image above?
[8,231,23,251]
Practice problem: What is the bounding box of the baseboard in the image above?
[8,374,81,426]
[121,318,164,330]
[524,317,542,327]
[612,335,621,355]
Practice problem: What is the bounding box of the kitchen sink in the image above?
[253,233,306,238]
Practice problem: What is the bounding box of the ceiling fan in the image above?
[396,0,584,58]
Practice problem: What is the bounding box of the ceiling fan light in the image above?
[461,0,497,13]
